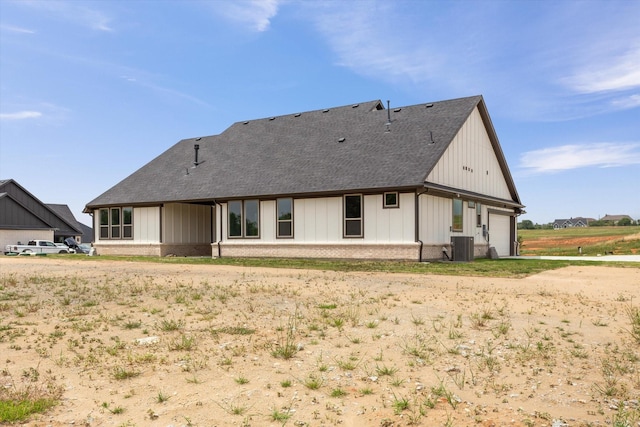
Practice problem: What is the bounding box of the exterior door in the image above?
[489,213,512,256]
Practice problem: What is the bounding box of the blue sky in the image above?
[1,0,638,226]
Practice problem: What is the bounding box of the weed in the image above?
[492,320,511,338]
[375,364,398,377]
[123,320,142,330]
[280,379,292,388]
[392,394,410,414]
[318,303,337,309]
[271,310,299,360]
[625,303,640,344]
[330,388,347,397]
[390,377,404,387]
[271,408,291,421]
[212,326,255,336]
[303,374,323,390]
[157,390,170,403]
[159,318,183,331]
[113,366,140,380]
[168,334,196,351]
[235,376,249,385]
[410,314,425,326]
[102,401,125,414]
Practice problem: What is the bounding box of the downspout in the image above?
[415,189,428,262]
[217,202,223,258]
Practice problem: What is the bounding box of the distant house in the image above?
[600,214,633,225]
[85,95,524,260]
[552,217,593,229]
[47,204,94,243]
[0,179,91,248]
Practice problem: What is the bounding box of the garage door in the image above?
[489,213,512,257]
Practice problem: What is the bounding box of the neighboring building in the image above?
[600,214,633,225]
[47,204,93,243]
[84,95,524,260]
[0,179,89,248]
[552,217,593,229]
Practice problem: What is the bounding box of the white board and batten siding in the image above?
[426,107,511,200]
[422,106,516,255]
[220,194,415,243]
[94,204,211,245]
[133,207,161,243]
[163,203,212,244]
[93,206,162,244]
[294,194,414,243]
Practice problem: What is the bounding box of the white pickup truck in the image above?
[4,240,70,255]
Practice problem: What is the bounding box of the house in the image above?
[84,95,524,260]
[47,204,94,243]
[0,179,89,248]
[552,217,592,229]
[600,214,633,225]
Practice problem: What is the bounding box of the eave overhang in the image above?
[423,182,525,212]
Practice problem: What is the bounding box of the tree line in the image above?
[518,218,637,229]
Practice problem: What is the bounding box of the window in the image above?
[344,194,363,237]
[476,203,482,227]
[228,201,242,237]
[228,200,260,238]
[99,209,109,239]
[244,200,259,237]
[99,206,133,239]
[123,207,133,238]
[452,199,463,232]
[383,192,399,208]
[468,201,475,208]
[111,208,121,238]
[277,198,293,238]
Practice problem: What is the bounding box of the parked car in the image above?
[4,240,69,254]
[78,243,92,254]
[63,237,85,254]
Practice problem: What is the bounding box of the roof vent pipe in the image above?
[194,144,200,166]
[385,100,391,132]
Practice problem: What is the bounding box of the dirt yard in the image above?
[1,257,639,426]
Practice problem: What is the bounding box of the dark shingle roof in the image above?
[47,204,85,235]
[86,95,519,208]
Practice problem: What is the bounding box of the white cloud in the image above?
[0,24,35,34]
[0,111,42,120]
[610,94,640,110]
[561,45,640,94]
[303,1,640,120]
[309,3,443,84]
[213,0,282,32]
[16,0,113,32]
[519,142,640,174]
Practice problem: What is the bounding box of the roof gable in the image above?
[86,96,520,209]
[0,179,82,233]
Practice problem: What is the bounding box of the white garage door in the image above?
[489,213,512,257]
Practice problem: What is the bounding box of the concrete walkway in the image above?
[509,255,640,262]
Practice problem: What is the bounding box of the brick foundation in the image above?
[94,242,489,261]
[94,243,210,257]
[218,243,421,261]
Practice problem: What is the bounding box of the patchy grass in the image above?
[42,254,639,277]
[0,369,63,423]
